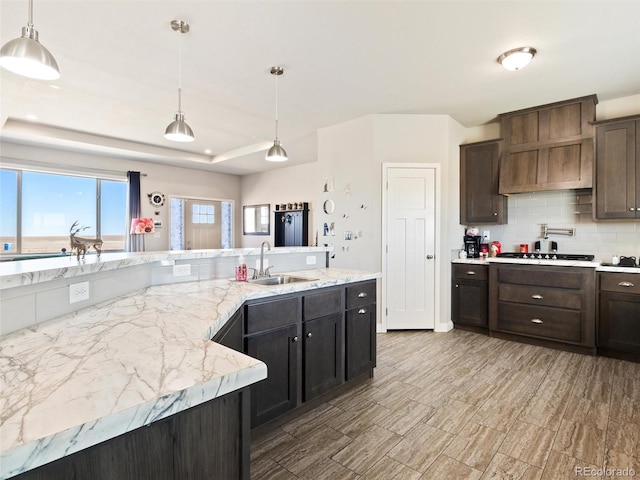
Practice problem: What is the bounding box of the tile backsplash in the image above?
[469,190,640,263]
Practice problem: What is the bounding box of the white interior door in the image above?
[184,200,221,250]
[384,165,438,329]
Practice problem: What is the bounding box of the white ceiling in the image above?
[1,0,639,176]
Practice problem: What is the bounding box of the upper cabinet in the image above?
[460,139,507,225]
[498,95,597,194]
[594,115,640,219]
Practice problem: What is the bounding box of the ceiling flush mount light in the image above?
[0,0,60,80]
[266,66,288,162]
[497,46,537,71]
[164,20,194,143]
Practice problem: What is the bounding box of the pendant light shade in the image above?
[0,0,60,80]
[164,90,194,142]
[164,20,194,143]
[497,46,537,71]
[266,66,288,162]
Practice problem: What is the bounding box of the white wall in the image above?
[316,114,466,332]
[240,162,318,248]
[0,142,242,250]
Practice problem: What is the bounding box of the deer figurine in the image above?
[69,221,103,260]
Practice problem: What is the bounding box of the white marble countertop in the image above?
[452,257,640,273]
[0,247,330,290]
[0,267,379,478]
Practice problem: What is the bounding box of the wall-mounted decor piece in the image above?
[148,191,165,207]
[243,204,270,235]
[323,178,335,192]
[323,199,335,214]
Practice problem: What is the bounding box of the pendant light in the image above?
[497,46,537,71]
[0,0,60,80]
[164,20,194,143]
[266,66,288,162]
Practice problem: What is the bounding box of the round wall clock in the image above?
[148,191,165,207]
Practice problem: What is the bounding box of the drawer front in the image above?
[346,281,376,309]
[245,297,300,334]
[599,273,640,294]
[497,302,582,343]
[497,266,583,289]
[498,283,582,309]
[453,264,488,281]
[303,288,342,320]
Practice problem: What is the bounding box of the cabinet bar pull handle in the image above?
[358,292,368,298]
[618,281,635,287]
[306,332,312,338]
[531,294,543,300]
[466,271,476,275]
[531,318,544,324]
[292,336,298,342]
[358,308,367,314]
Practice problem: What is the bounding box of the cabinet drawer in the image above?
[600,273,640,294]
[497,302,582,343]
[346,281,376,309]
[245,297,300,334]
[498,283,582,309]
[453,264,488,281]
[497,267,583,289]
[303,288,342,320]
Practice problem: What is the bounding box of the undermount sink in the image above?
[248,275,316,286]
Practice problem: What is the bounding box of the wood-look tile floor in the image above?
[251,330,640,480]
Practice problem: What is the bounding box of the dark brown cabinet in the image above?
[452,264,488,331]
[345,281,377,380]
[594,115,640,219]
[244,296,301,427]
[498,95,597,194]
[489,263,595,352]
[598,272,640,362]
[460,140,507,225]
[244,282,377,429]
[303,314,343,401]
[302,287,344,401]
[274,207,309,247]
[14,389,251,480]
[213,309,243,352]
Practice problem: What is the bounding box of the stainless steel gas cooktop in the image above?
[496,252,595,261]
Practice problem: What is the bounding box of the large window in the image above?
[0,169,127,256]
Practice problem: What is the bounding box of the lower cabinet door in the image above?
[599,292,640,353]
[453,280,488,327]
[345,305,376,380]
[245,323,299,427]
[303,313,344,402]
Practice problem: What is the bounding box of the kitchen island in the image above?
[0,250,379,479]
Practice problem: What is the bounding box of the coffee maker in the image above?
[464,235,481,258]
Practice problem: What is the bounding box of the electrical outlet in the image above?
[483,230,490,241]
[69,281,90,304]
[306,255,317,265]
[173,264,191,277]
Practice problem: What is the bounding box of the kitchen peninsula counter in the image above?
[0,266,379,479]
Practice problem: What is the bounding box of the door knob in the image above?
[426,255,434,259]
